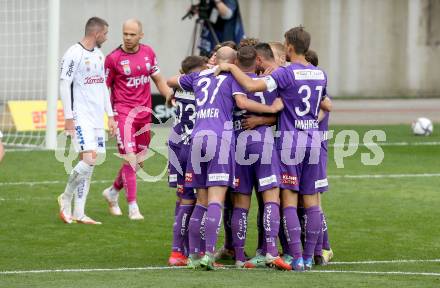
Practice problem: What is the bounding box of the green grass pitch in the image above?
[0,124,439,287]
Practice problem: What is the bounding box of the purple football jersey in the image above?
[267,63,327,144]
[232,73,278,136]
[172,89,196,145]
[178,68,240,139]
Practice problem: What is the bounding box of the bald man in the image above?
[103,19,173,220]
[167,46,283,270]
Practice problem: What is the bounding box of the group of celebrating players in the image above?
[166,28,333,270]
[57,16,333,272]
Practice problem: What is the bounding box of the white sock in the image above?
[73,164,94,219]
[63,161,92,200]
[109,186,120,199]
[128,202,139,212]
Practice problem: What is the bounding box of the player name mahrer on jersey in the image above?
[295,119,319,130]
[197,108,219,119]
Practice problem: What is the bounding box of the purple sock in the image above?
[256,195,265,254]
[314,212,324,256]
[297,206,306,247]
[172,204,194,253]
[223,192,234,250]
[200,209,207,254]
[303,206,322,260]
[283,206,302,259]
[322,212,331,250]
[264,202,280,257]
[231,207,249,262]
[205,202,223,254]
[278,207,289,255]
[174,200,180,217]
[188,204,207,255]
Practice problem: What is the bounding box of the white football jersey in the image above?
[60,43,110,128]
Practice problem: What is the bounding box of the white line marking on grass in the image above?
[2,263,440,277]
[330,259,440,265]
[0,267,181,275]
[328,173,440,179]
[1,173,440,187]
[310,270,440,277]
[0,179,167,186]
[330,141,440,148]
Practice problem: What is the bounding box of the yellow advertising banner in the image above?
[8,100,108,131]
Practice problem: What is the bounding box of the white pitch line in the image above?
[1,173,440,187]
[2,264,440,277]
[310,270,440,277]
[0,178,167,186]
[329,259,440,265]
[328,173,440,179]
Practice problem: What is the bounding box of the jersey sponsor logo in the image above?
[75,126,85,146]
[150,66,159,74]
[185,172,193,183]
[281,173,298,185]
[84,76,105,85]
[97,136,104,148]
[177,184,184,194]
[208,173,229,182]
[294,119,319,130]
[293,69,325,80]
[66,60,75,77]
[234,177,240,188]
[264,204,272,232]
[315,178,328,188]
[126,75,150,88]
[237,211,247,240]
[259,175,277,187]
[169,174,177,183]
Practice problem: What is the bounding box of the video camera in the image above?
[181,0,212,21]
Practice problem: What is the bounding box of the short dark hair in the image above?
[284,26,310,55]
[181,56,208,74]
[237,46,257,69]
[85,17,108,35]
[305,49,319,66]
[215,41,237,52]
[239,38,259,48]
[254,42,274,60]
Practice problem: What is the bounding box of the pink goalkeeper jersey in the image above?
[105,44,160,120]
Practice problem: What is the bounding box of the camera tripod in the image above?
[188,17,220,56]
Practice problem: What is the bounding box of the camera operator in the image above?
[198,0,244,56]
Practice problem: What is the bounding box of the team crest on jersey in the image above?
[120,60,131,75]
[85,59,91,72]
[123,64,131,75]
